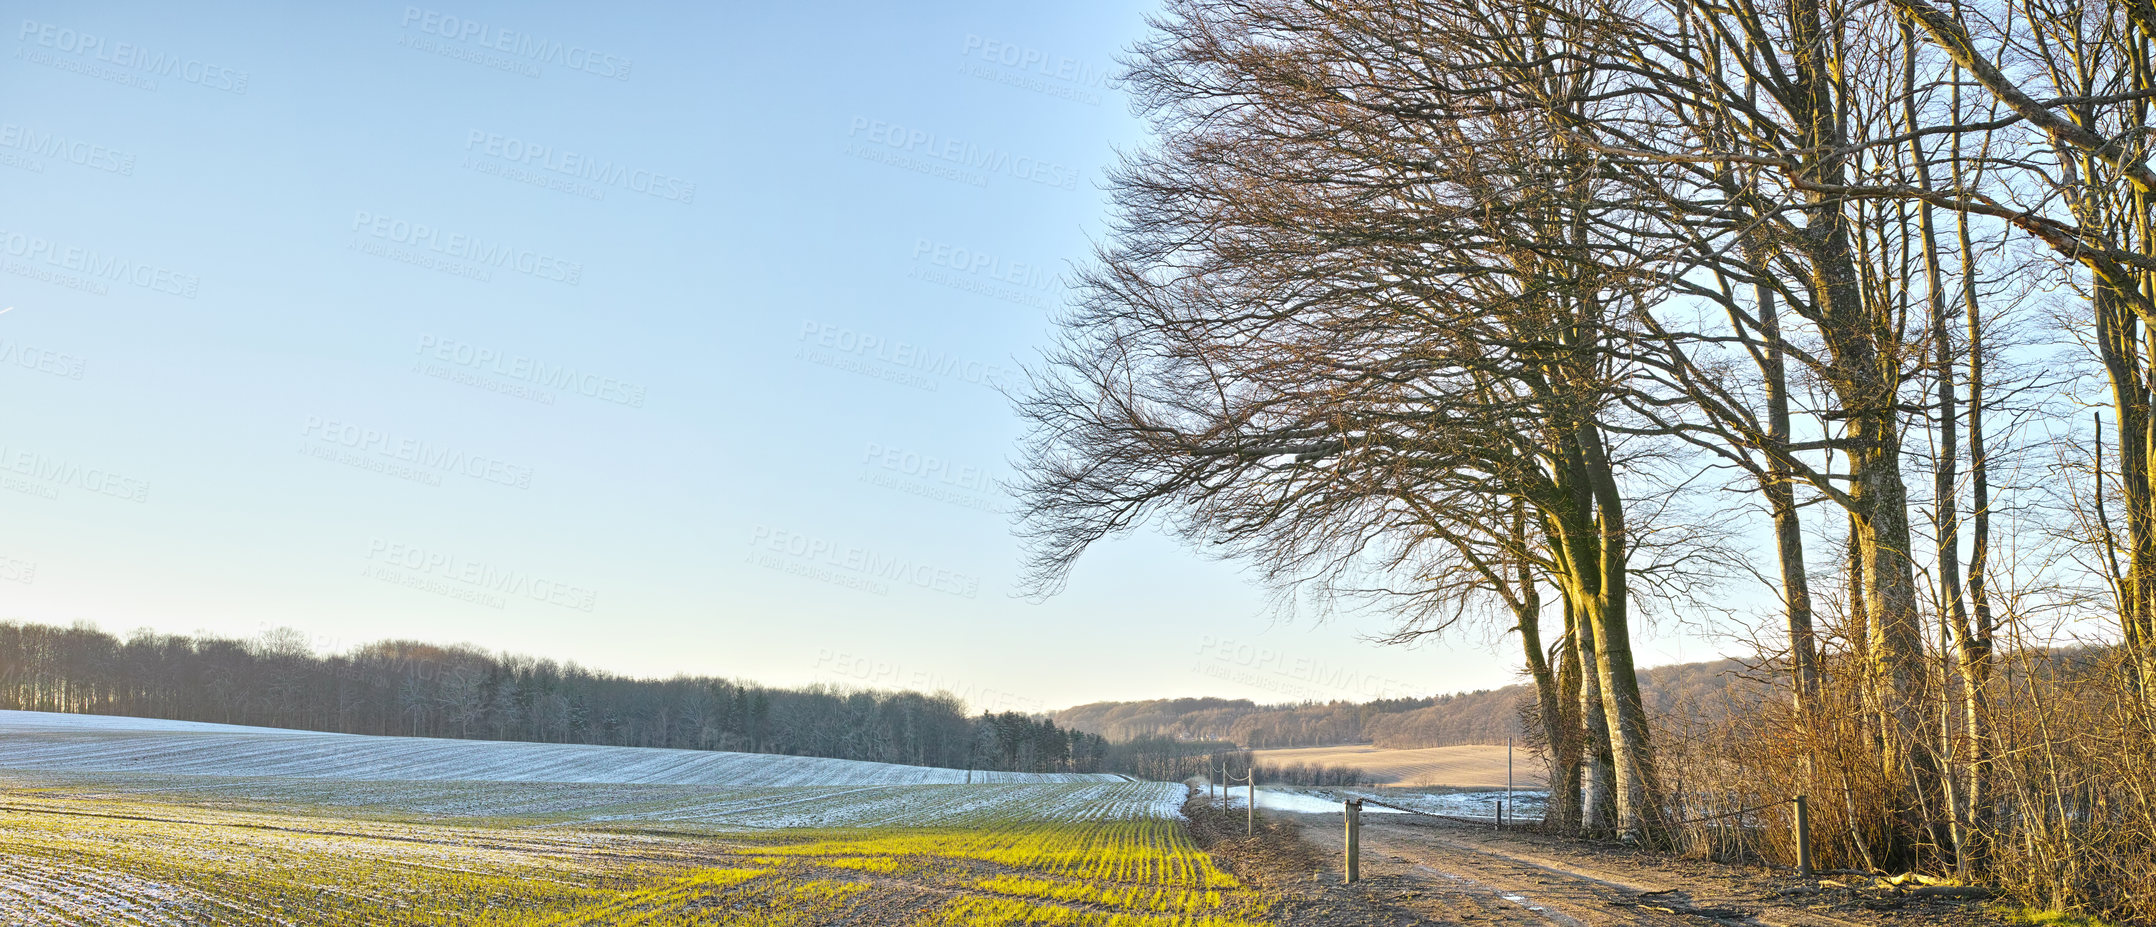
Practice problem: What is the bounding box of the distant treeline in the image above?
[1251,761,1376,787]
[1098,736,1377,787]
[0,621,1106,774]
[1101,736,1252,783]
[1054,659,1754,749]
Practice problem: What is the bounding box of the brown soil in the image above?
[1186,796,2018,927]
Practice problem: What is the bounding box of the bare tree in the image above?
[1014,0,2156,911]
[1013,0,1740,840]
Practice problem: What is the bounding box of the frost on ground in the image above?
[1349,788,1549,820]
[2,770,1187,829]
[1215,786,1404,815]
[0,855,212,927]
[0,711,1219,925]
[1276,786,1551,821]
[0,776,1219,926]
[1208,784,1552,821]
[0,709,1117,786]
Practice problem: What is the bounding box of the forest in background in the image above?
[1055,659,1753,748]
[0,620,1107,775]
[0,619,1399,785]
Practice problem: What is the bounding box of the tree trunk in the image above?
[1950,92,1996,866]
[1789,0,1941,861]
[1907,32,1969,865]
[1552,608,1587,830]
[1578,422,1663,841]
[1576,594,1617,835]
[1525,553,1584,831]
[1752,245,1820,720]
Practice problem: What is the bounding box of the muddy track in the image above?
[1339,816,1860,926]
[1245,810,2007,927]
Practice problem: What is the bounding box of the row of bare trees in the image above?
[0,621,1110,774]
[1015,0,2156,918]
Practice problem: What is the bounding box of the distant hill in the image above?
[1053,658,1759,749]
[1251,743,1535,788]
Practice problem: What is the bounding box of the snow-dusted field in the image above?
[1261,786,1550,821]
[0,711,292,735]
[5,769,1188,828]
[0,710,1120,786]
[0,712,1217,925]
[0,781,1224,927]
[1203,782,1551,820]
[1218,785,1407,815]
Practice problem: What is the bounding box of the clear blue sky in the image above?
[0,0,1722,712]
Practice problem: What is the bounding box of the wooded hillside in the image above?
[1055,659,1754,748]
[0,620,1105,774]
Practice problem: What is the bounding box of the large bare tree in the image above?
[1013,0,1720,840]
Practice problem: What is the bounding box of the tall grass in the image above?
[1648,645,2156,924]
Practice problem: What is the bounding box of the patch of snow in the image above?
[0,710,1122,787]
[1218,787,1405,814]
[1219,785,1553,820]
[0,710,312,736]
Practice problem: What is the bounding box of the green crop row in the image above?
[0,781,1267,926]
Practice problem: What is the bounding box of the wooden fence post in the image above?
[1792,795,1812,878]
[1344,799,1361,883]
[1247,775,1254,835]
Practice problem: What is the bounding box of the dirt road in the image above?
[1187,800,2007,927]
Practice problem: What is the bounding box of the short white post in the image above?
[1344,799,1362,883]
